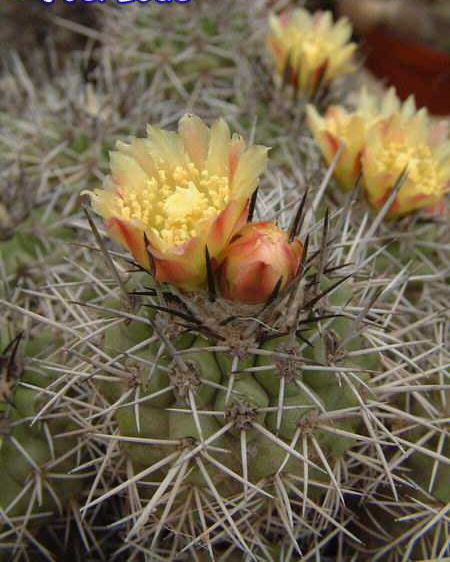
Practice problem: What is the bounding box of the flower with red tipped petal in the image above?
[306,87,419,191]
[84,115,269,290]
[267,8,356,98]
[363,112,450,218]
[218,222,303,304]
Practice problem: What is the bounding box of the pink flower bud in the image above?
[218,222,303,304]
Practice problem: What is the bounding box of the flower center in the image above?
[301,33,330,63]
[378,142,440,195]
[286,31,331,74]
[116,162,230,249]
[163,185,205,219]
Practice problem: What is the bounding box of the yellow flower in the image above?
[363,112,450,218]
[267,8,357,97]
[306,87,422,191]
[85,115,269,289]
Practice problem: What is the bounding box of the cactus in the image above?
[0,325,90,561]
[0,1,448,560]
[33,106,437,560]
[343,369,449,561]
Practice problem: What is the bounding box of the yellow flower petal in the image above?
[178,113,210,170]
[206,118,231,177]
[146,125,186,170]
[110,151,147,192]
[231,146,270,199]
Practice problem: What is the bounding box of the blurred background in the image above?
[1,0,449,114]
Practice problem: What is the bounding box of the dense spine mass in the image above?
[0,330,87,561]
[32,190,446,561]
[0,1,448,561]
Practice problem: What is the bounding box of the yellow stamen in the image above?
[114,160,230,250]
[377,142,440,196]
